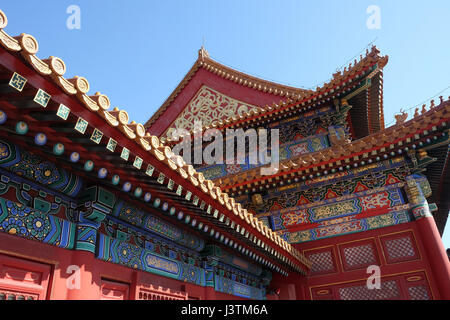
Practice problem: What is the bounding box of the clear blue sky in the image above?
[1,1,449,248]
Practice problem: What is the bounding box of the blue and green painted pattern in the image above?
[203,245,262,276]
[112,199,205,252]
[197,134,330,180]
[214,274,265,300]
[0,197,76,249]
[97,234,206,286]
[0,139,82,197]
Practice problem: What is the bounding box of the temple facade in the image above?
[0,9,449,300]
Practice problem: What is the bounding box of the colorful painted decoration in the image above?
[177,211,184,220]
[120,147,130,161]
[144,192,152,202]
[90,128,103,144]
[134,187,142,198]
[111,175,120,185]
[96,234,206,287]
[53,143,65,155]
[153,198,161,208]
[133,156,143,169]
[169,207,176,216]
[122,182,132,192]
[162,202,169,211]
[106,138,117,152]
[70,152,80,163]
[74,117,88,134]
[33,89,51,108]
[0,110,7,124]
[98,168,108,179]
[0,198,76,249]
[15,121,28,135]
[56,104,70,120]
[34,133,47,146]
[8,72,27,92]
[0,139,82,197]
[84,160,94,172]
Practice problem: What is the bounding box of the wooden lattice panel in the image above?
[380,231,419,264]
[339,239,380,271]
[0,288,38,300]
[338,280,400,300]
[137,284,188,300]
[304,247,337,276]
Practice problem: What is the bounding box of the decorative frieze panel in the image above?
[97,234,206,287]
[202,244,262,276]
[0,197,76,249]
[244,159,408,215]
[0,139,83,197]
[214,274,265,300]
[271,187,405,231]
[197,134,330,181]
[110,198,205,252]
[281,209,411,244]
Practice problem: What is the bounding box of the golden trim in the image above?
[309,268,429,290]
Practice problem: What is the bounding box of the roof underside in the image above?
[0,9,311,274]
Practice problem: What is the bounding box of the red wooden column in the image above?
[65,251,101,300]
[416,216,450,299]
[406,175,450,299]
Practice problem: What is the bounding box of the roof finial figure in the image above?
[199,44,209,61]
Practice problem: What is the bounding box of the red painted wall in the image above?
[0,232,246,300]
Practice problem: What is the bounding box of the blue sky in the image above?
[1,1,449,248]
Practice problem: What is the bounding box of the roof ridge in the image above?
[163,46,388,144]
[144,47,313,130]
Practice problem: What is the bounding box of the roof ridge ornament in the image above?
[198,46,209,62]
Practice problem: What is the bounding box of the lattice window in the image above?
[408,286,430,300]
[137,285,188,300]
[339,280,400,300]
[0,289,38,300]
[385,237,416,262]
[343,244,377,269]
[308,250,335,274]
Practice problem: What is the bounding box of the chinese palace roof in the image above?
[145,45,388,142]
[0,9,311,275]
